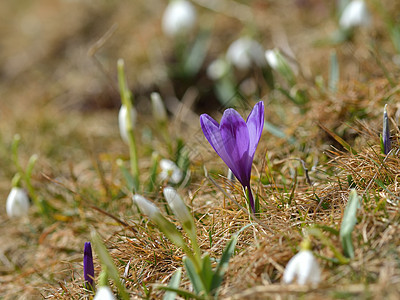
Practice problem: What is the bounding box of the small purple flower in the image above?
[200,101,264,213]
[84,242,95,289]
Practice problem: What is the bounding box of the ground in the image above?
[1,0,400,299]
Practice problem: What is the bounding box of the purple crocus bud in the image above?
[200,101,264,213]
[84,242,95,289]
[383,104,391,155]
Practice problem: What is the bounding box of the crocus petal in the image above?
[246,101,264,160]
[220,109,250,185]
[200,114,241,179]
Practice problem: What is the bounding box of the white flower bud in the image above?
[151,92,167,123]
[226,37,265,70]
[163,187,192,228]
[118,105,137,144]
[265,49,280,70]
[159,159,183,184]
[207,58,229,80]
[162,0,197,37]
[6,187,30,218]
[283,249,321,286]
[339,0,370,29]
[93,286,116,300]
[132,194,161,220]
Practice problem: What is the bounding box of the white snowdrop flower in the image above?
[118,105,137,144]
[93,286,116,300]
[283,249,321,286]
[132,194,161,220]
[151,92,167,123]
[207,58,229,80]
[162,0,197,37]
[159,159,183,184]
[265,49,280,70]
[339,0,371,29]
[163,187,193,229]
[226,37,265,70]
[6,187,30,218]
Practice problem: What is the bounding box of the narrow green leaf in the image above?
[163,268,182,300]
[210,234,237,292]
[91,231,130,300]
[158,286,203,300]
[201,253,213,293]
[340,189,361,258]
[184,31,210,76]
[183,257,207,295]
[117,159,135,192]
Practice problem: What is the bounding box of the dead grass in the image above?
[1,0,400,299]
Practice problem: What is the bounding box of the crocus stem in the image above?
[245,185,255,214]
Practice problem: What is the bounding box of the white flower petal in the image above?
[118,105,137,144]
[226,37,265,70]
[283,250,321,286]
[162,0,197,37]
[339,0,370,29]
[93,286,116,300]
[6,187,30,218]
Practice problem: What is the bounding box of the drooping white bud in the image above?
[159,159,183,184]
[163,187,193,228]
[283,249,321,286]
[226,37,265,70]
[132,194,160,220]
[93,286,116,300]
[6,187,30,218]
[118,105,137,144]
[162,0,197,37]
[151,92,167,123]
[265,49,280,70]
[207,58,229,80]
[339,0,371,29]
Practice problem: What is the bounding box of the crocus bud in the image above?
[207,58,229,80]
[226,37,265,70]
[159,159,183,184]
[132,194,161,221]
[283,240,321,286]
[83,242,95,289]
[162,0,197,37]
[6,187,30,218]
[118,105,137,144]
[339,0,370,30]
[383,104,391,155]
[163,187,193,231]
[151,92,167,123]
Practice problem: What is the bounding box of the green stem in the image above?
[117,59,140,192]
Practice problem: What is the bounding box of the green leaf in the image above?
[184,31,210,76]
[210,232,239,293]
[163,268,182,300]
[158,286,203,300]
[340,189,361,258]
[201,253,213,293]
[183,257,207,296]
[91,231,130,300]
[117,159,135,192]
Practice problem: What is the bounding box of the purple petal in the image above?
[246,101,264,160]
[220,109,250,185]
[200,114,241,178]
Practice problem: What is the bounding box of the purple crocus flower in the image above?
[200,101,264,213]
[84,242,95,289]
